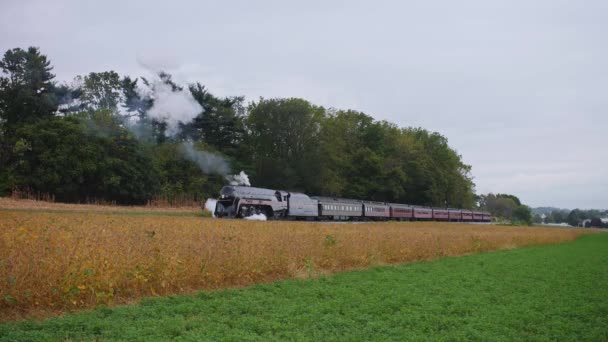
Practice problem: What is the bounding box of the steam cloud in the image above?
[135,59,251,186]
[226,171,251,186]
[244,213,267,221]
[135,78,202,136]
[204,198,217,217]
[181,141,230,175]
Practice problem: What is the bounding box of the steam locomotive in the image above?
[213,185,492,222]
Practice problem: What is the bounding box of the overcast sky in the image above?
[1,0,606,209]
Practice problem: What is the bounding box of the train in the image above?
[212,185,492,222]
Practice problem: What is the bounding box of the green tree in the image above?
[513,205,533,225]
[150,143,225,203]
[79,71,123,111]
[567,209,583,227]
[405,128,474,207]
[481,193,520,219]
[318,110,385,199]
[244,98,325,192]
[0,47,58,193]
[0,47,57,127]
[121,76,151,119]
[496,193,522,206]
[183,83,245,154]
[4,112,160,204]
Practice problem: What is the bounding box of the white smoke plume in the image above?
[204,198,217,217]
[244,213,267,221]
[137,80,202,136]
[181,141,230,175]
[226,171,251,186]
[135,58,253,186]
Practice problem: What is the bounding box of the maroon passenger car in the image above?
[448,209,462,221]
[432,209,449,221]
[461,210,473,221]
[390,204,413,220]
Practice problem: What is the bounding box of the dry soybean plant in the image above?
[0,210,588,321]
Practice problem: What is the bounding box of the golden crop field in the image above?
[0,208,589,321]
[0,197,200,214]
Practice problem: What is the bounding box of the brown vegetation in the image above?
[0,197,199,213]
[0,209,590,321]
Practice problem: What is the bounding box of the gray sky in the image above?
[2,0,606,209]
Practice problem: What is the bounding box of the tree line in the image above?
[1,46,478,207]
[536,208,608,228]
[476,193,533,225]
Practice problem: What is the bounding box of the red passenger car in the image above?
[390,204,413,220]
[448,209,462,221]
[432,209,449,220]
[482,212,492,222]
[472,211,484,221]
[461,210,473,221]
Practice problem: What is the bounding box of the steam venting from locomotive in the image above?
[134,62,250,184]
[226,171,251,186]
[204,198,217,217]
[180,141,230,175]
[139,79,202,135]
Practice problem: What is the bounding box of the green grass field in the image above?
[1,233,606,341]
